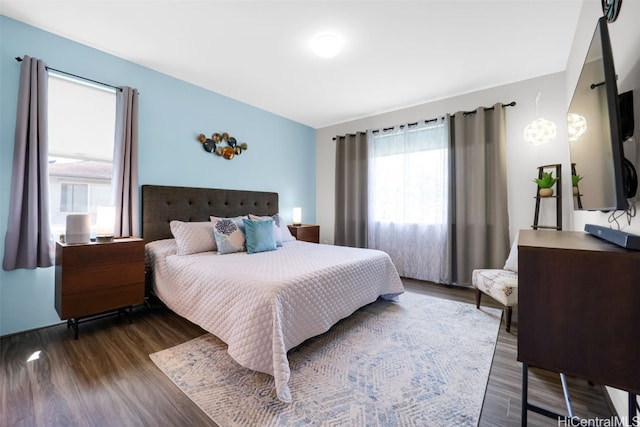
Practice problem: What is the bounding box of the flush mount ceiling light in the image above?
[311,34,344,58]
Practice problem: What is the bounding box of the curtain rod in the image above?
[15,56,122,92]
[333,101,516,140]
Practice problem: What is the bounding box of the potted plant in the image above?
[572,174,583,196]
[534,171,559,197]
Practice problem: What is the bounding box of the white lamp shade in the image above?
[65,214,91,244]
[293,207,302,225]
[96,206,116,237]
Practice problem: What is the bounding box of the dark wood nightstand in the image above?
[287,224,320,243]
[55,237,145,339]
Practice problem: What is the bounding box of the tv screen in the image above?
[619,90,634,141]
[568,16,630,211]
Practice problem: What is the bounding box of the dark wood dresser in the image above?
[55,237,145,338]
[518,230,640,424]
[287,224,320,243]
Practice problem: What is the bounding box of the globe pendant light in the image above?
[524,93,557,145]
[567,113,588,141]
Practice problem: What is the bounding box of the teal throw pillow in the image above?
[243,218,277,254]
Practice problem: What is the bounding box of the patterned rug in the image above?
[150,293,502,426]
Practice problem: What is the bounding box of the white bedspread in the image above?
[146,240,404,402]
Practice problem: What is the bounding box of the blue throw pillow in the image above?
[243,218,277,254]
[248,214,283,247]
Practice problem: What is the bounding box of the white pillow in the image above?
[210,216,246,254]
[274,214,296,242]
[169,221,217,255]
[503,233,519,273]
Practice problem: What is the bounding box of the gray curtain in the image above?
[112,87,140,237]
[334,132,368,247]
[447,103,510,285]
[2,56,53,271]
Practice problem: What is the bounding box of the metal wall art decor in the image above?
[197,132,248,160]
[601,0,622,22]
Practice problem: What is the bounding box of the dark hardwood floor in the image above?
[1,280,614,426]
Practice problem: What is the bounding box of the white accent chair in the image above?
[472,235,519,332]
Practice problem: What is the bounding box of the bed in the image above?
[142,185,405,402]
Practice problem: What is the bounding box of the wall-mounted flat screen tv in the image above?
[568,16,636,212]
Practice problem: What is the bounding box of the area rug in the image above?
[150,293,502,426]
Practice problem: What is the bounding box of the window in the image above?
[48,74,116,238]
[369,122,448,225]
[60,183,88,212]
[367,120,449,283]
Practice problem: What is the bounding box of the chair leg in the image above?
[505,306,513,333]
[475,289,482,309]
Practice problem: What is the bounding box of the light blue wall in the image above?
[0,16,316,336]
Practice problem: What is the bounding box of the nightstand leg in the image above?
[69,318,79,340]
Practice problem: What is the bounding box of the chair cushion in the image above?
[503,233,519,272]
[472,269,518,307]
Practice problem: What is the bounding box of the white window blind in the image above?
[48,74,116,162]
[48,74,116,238]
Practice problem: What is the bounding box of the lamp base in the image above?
[96,235,114,243]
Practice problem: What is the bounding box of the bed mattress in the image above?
[146,239,404,402]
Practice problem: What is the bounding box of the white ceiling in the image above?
[0,0,583,129]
